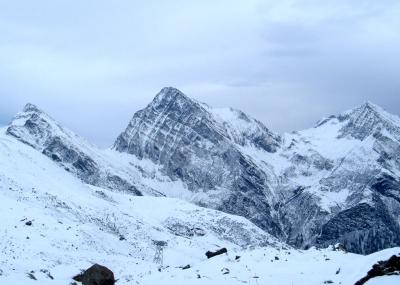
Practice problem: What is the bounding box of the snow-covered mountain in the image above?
[3,87,400,257]
[1,88,400,283]
[113,87,282,237]
[270,102,400,254]
[113,88,400,254]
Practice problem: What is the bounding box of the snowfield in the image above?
[1,125,399,284]
[0,127,280,284]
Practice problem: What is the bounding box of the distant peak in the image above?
[360,101,381,112]
[154,87,187,102]
[23,103,42,113]
[11,103,56,127]
[348,101,396,121]
[338,101,400,140]
[364,100,374,107]
[150,87,198,110]
[160,86,183,94]
[340,101,387,120]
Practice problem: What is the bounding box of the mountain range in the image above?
[4,87,400,255]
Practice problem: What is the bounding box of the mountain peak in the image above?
[6,103,67,150]
[359,101,384,114]
[352,100,393,114]
[345,101,399,124]
[23,103,43,113]
[338,101,400,140]
[152,87,191,106]
[160,86,183,95]
[363,100,376,108]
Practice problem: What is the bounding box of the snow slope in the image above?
[137,247,400,285]
[0,127,283,284]
[0,127,398,284]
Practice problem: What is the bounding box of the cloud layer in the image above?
[0,0,399,146]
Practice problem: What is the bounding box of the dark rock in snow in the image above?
[221,268,230,275]
[27,271,37,280]
[74,264,115,285]
[181,265,191,270]
[354,255,400,285]
[206,248,228,259]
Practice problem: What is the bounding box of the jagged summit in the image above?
[23,103,43,113]
[6,102,149,196]
[150,87,197,110]
[12,103,59,132]
[338,101,400,140]
[6,103,62,150]
[156,86,186,100]
[311,101,400,141]
[339,101,398,122]
[363,100,380,110]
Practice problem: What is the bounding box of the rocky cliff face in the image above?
[270,102,400,253]
[114,87,283,236]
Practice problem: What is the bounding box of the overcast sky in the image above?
[0,0,399,146]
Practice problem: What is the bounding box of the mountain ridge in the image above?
[5,87,400,254]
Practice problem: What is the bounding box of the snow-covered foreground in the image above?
[0,127,399,285]
[0,127,276,284]
[139,247,400,285]
[2,240,399,285]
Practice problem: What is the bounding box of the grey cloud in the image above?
[0,0,399,146]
